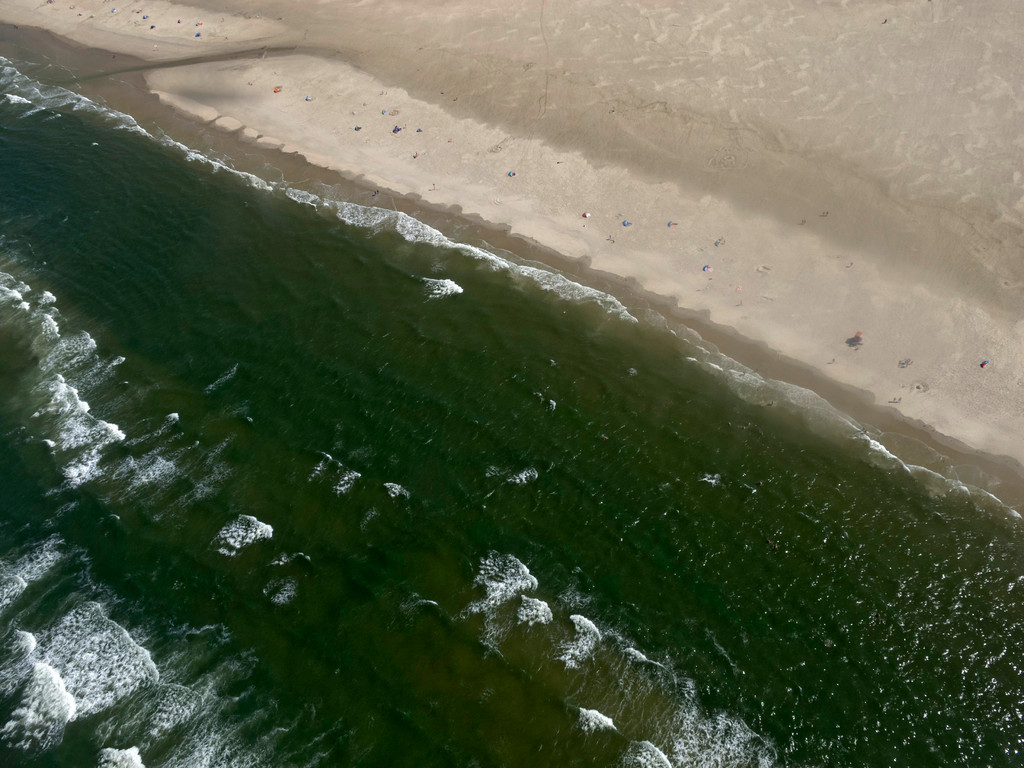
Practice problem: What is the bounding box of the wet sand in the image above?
[2,0,1023,501]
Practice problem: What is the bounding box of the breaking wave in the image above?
[463,553,779,767]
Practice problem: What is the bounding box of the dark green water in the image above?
[1,58,1023,768]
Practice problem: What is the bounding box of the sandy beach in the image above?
[3,0,1023,484]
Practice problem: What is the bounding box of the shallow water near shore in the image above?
[1,57,1024,768]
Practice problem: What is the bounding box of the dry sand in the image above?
[3,0,1024,484]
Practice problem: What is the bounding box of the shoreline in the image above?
[2,3,1024,509]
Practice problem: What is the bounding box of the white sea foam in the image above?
[559,614,602,668]
[41,330,99,374]
[465,553,539,645]
[486,465,540,485]
[113,452,178,491]
[0,662,76,750]
[87,644,279,768]
[124,411,181,448]
[264,577,298,605]
[854,432,1013,514]
[531,390,553,408]
[0,285,24,305]
[621,740,672,768]
[578,707,616,733]
[623,647,664,667]
[0,538,64,614]
[310,453,361,495]
[157,715,272,768]
[507,468,539,485]
[14,630,37,656]
[3,90,45,119]
[409,595,441,612]
[517,596,553,626]
[467,553,538,614]
[119,649,283,768]
[88,682,197,753]
[323,196,637,321]
[360,507,379,530]
[39,602,159,718]
[597,631,777,767]
[98,746,146,768]
[0,631,36,701]
[623,646,648,662]
[270,552,310,566]
[307,454,331,479]
[384,482,410,499]
[423,277,464,299]
[0,575,28,614]
[214,515,273,556]
[284,187,320,207]
[864,436,900,464]
[204,363,238,394]
[558,585,593,611]
[171,438,233,506]
[39,312,59,340]
[332,468,360,494]
[142,683,202,741]
[668,705,776,768]
[0,272,128,487]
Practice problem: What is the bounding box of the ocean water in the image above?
[1,56,1023,768]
